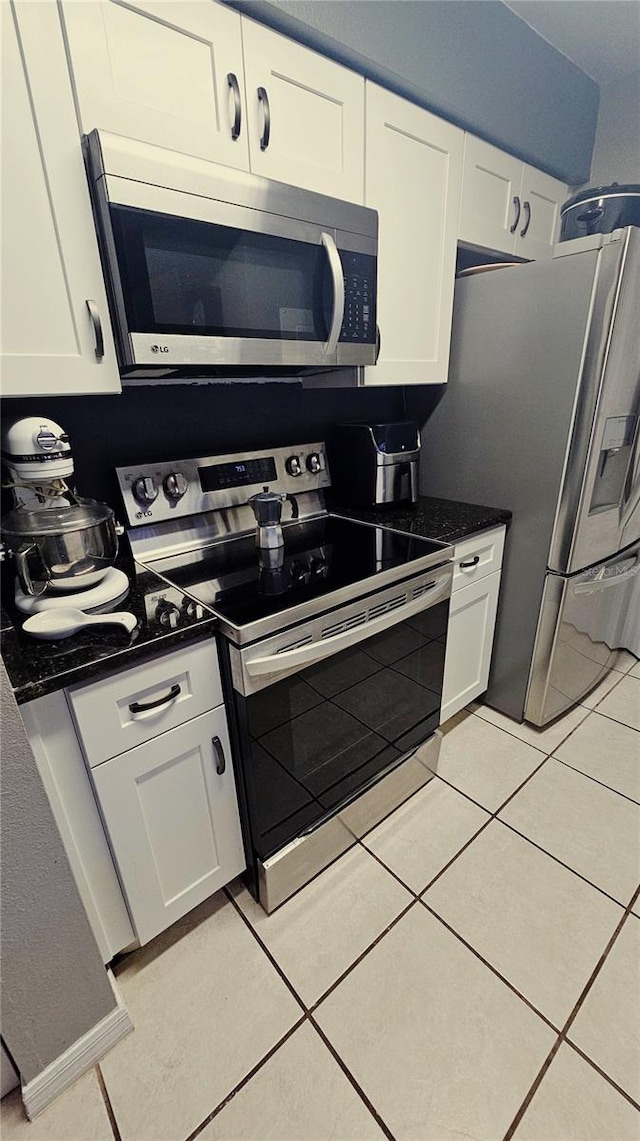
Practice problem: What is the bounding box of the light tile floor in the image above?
[3,653,639,1141]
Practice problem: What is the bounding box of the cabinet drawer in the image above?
[68,639,222,766]
[452,525,505,591]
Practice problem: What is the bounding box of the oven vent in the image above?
[411,581,434,600]
[321,612,366,638]
[368,592,407,620]
[277,634,313,654]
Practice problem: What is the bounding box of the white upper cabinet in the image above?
[1,2,120,397]
[517,164,568,260]
[60,0,250,170]
[59,2,364,201]
[459,136,567,260]
[365,83,464,385]
[240,18,364,202]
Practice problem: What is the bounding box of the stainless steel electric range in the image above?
[117,443,453,911]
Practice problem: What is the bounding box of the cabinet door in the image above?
[365,84,463,385]
[60,0,249,170]
[459,135,522,256]
[516,166,567,261]
[440,571,501,723]
[1,2,120,396]
[241,17,364,202]
[91,708,245,945]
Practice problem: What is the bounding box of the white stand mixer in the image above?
[2,417,130,617]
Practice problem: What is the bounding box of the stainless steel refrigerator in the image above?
[420,227,640,726]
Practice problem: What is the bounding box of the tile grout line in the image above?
[219,888,407,1140]
[553,754,640,807]
[418,898,561,1036]
[501,886,640,1139]
[308,1018,397,1141]
[224,887,309,1014]
[496,817,632,910]
[563,1039,640,1111]
[470,703,591,753]
[182,1016,307,1141]
[95,1064,123,1141]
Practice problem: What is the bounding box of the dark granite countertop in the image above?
[330,496,511,544]
[2,557,217,706]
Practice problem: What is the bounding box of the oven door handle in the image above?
[244,570,452,679]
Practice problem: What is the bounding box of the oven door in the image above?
[228,564,451,910]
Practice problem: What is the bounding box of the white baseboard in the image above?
[21,971,133,1119]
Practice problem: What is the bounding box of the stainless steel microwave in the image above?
[84,131,378,377]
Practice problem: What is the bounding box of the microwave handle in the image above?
[321,233,345,357]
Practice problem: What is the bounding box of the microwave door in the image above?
[106,203,342,368]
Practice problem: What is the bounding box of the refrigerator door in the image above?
[550,227,640,574]
[525,539,640,726]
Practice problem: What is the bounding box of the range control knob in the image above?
[306,452,322,474]
[183,600,206,621]
[132,476,158,504]
[155,601,181,629]
[285,455,302,477]
[163,472,188,500]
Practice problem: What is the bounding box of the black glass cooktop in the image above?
[146,514,449,635]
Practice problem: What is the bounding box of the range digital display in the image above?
[198,456,277,492]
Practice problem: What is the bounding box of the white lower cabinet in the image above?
[441,526,505,723]
[91,707,245,946]
[22,639,245,956]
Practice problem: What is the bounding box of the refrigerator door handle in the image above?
[621,416,640,528]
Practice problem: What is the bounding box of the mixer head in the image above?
[2,416,74,508]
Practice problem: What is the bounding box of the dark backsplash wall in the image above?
[1,382,445,515]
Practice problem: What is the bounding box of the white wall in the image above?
[589,70,640,185]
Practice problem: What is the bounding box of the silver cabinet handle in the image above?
[212,735,226,775]
[257,86,270,150]
[321,232,345,357]
[86,299,104,360]
[520,200,531,238]
[510,196,521,234]
[227,72,242,141]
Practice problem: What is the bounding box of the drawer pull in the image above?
[212,735,226,775]
[459,556,480,569]
[129,683,181,715]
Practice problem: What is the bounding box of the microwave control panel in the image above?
[117,443,330,527]
[339,252,376,343]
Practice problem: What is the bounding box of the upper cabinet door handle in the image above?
[510,196,521,234]
[257,86,271,151]
[520,200,532,238]
[227,72,242,141]
[86,300,104,360]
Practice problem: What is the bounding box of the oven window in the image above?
[110,205,332,340]
[237,601,448,860]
